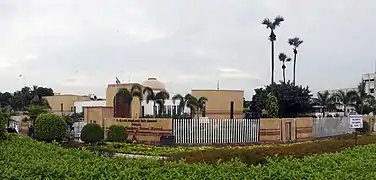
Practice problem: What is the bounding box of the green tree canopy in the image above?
[251,82,313,118]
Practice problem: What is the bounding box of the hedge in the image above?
[35,113,67,142]
[80,124,104,144]
[107,125,127,142]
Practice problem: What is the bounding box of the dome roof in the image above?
[142,77,165,91]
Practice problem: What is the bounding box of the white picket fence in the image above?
[172,119,260,145]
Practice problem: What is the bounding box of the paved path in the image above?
[114,153,168,160]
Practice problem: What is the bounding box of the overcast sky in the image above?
[1,0,376,99]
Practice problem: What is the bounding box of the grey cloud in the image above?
[1,0,376,99]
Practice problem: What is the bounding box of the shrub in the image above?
[107,125,127,142]
[35,113,67,142]
[80,124,104,144]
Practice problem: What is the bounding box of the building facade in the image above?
[362,72,376,97]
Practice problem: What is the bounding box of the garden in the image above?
[2,133,376,179]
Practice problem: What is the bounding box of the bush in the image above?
[107,125,127,142]
[80,124,104,144]
[35,113,67,142]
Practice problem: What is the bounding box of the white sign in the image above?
[349,115,363,129]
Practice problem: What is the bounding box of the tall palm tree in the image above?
[348,81,375,114]
[143,87,156,117]
[172,94,185,115]
[130,84,143,101]
[315,91,335,117]
[278,53,292,83]
[262,15,285,84]
[331,90,354,117]
[288,37,304,84]
[155,90,170,116]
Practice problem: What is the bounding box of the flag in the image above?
[116,77,121,84]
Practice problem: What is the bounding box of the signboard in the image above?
[349,115,363,129]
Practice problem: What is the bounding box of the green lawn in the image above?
[1,134,376,179]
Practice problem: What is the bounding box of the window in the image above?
[94,120,96,124]
[371,89,375,93]
[167,105,171,115]
[60,103,64,112]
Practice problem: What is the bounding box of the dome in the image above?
[142,77,165,91]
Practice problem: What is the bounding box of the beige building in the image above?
[44,94,91,113]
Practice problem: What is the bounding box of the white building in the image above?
[73,100,106,113]
[362,72,376,97]
[140,78,190,116]
[316,88,357,117]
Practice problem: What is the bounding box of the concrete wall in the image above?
[259,117,313,143]
[110,118,173,144]
[83,107,114,127]
[191,90,244,119]
[74,100,106,113]
[44,95,91,112]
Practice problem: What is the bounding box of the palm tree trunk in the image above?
[271,40,275,84]
[293,51,297,84]
[282,64,286,83]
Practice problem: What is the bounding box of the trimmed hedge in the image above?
[35,113,67,142]
[168,133,376,165]
[107,125,127,142]
[80,124,104,144]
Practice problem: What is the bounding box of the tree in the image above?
[262,15,285,84]
[107,125,127,142]
[331,90,354,116]
[185,94,198,118]
[251,82,313,117]
[35,113,67,142]
[278,53,292,83]
[172,94,185,115]
[155,90,170,116]
[288,37,304,84]
[27,105,49,137]
[314,91,336,117]
[130,84,143,101]
[197,97,208,117]
[143,87,156,117]
[0,108,11,139]
[348,81,375,114]
[265,93,279,118]
[81,124,104,144]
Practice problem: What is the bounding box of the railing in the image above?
[172,119,260,145]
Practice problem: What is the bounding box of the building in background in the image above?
[74,100,106,113]
[362,72,376,97]
[44,94,91,115]
[316,88,357,117]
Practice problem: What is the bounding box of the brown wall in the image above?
[259,117,313,143]
[44,95,90,112]
[109,118,172,144]
[191,90,244,119]
[106,83,143,118]
[84,107,114,128]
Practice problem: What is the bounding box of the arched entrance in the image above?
[113,88,132,118]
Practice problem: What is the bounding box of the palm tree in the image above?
[197,97,208,117]
[130,84,143,101]
[262,15,285,84]
[143,87,156,117]
[172,94,185,115]
[288,37,304,84]
[185,94,198,118]
[331,90,354,117]
[278,53,292,83]
[315,91,335,117]
[348,81,375,114]
[155,90,170,116]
